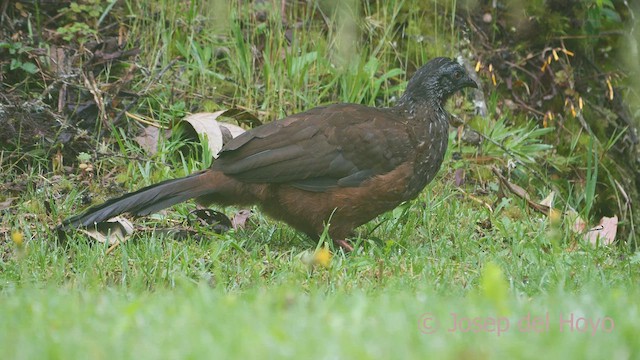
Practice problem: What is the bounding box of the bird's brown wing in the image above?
[213,103,413,192]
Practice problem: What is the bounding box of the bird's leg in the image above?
[333,239,354,252]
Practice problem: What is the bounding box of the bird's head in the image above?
[401,57,478,106]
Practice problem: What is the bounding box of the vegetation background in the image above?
[1,0,639,358]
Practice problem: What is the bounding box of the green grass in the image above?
[1,0,639,359]
[2,285,638,359]
[2,174,639,358]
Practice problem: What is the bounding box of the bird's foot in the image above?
[333,239,354,252]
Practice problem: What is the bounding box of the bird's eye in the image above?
[453,70,463,79]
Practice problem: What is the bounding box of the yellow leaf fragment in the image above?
[540,61,548,73]
[585,216,618,246]
[561,48,574,56]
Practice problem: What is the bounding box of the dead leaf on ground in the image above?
[540,191,562,224]
[134,126,163,155]
[231,209,253,230]
[584,215,618,246]
[188,208,254,232]
[188,209,233,233]
[79,216,134,246]
[219,122,246,138]
[181,113,225,156]
[179,110,254,157]
[129,109,255,156]
[564,209,617,247]
[454,168,465,187]
[566,209,587,233]
[220,108,263,128]
[539,191,555,208]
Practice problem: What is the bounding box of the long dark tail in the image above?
[60,171,215,229]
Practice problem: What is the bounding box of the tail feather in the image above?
[60,171,213,229]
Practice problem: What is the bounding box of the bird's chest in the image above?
[406,114,449,198]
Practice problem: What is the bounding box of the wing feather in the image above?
[212,104,412,192]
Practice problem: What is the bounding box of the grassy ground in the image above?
[1,1,639,359]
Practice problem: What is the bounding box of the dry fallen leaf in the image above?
[539,191,560,225]
[564,209,617,247]
[181,113,225,157]
[569,210,587,233]
[539,191,555,208]
[219,123,246,138]
[454,168,465,187]
[188,209,232,233]
[134,126,163,155]
[584,215,618,246]
[231,209,253,230]
[180,111,251,158]
[133,110,254,157]
[218,108,262,128]
[79,216,134,245]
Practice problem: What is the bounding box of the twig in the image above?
[105,240,121,255]
[125,111,169,129]
[82,71,108,125]
[491,166,550,216]
[457,188,493,212]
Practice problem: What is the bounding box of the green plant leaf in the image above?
[601,8,621,22]
[10,58,21,70]
[20,62,38,74]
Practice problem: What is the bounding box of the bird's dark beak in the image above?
[463,76,478,89]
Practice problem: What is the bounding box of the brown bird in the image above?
[61,57,477,251]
